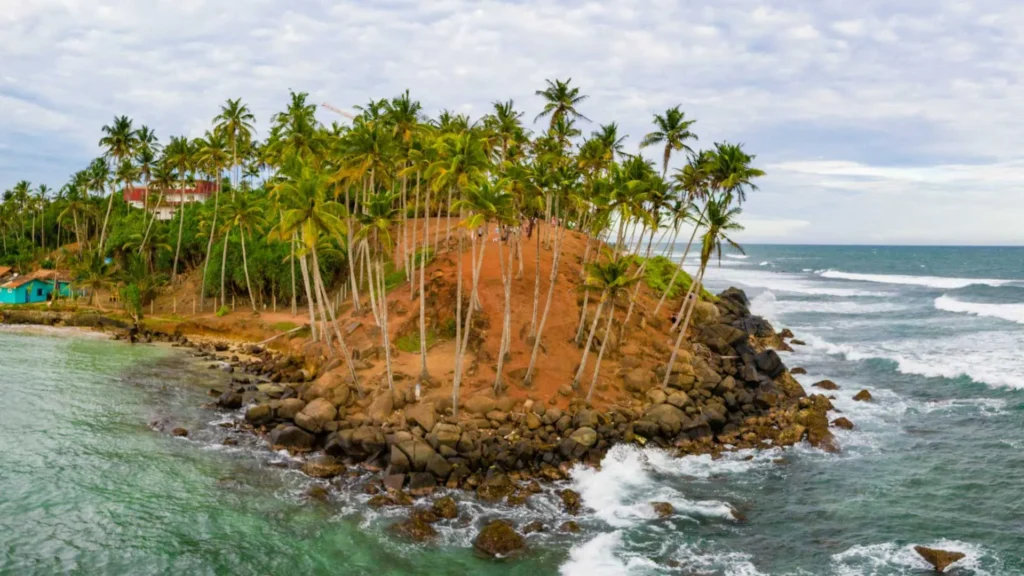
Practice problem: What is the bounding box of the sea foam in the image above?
[832,539,996,576]
[934,295,1024,325]
[819,270,1017,289]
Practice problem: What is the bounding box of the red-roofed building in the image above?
[123,182,216,220]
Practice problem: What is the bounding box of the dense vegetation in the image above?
[0,80,763,409]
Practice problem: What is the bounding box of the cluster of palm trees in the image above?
[1,79,762,410]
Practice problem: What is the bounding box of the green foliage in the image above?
[395,328,439,353]
[440,318,457,339]
[642,255,714,300]
[216,305,231,317]
[270,321,298,332]
[119,283,143,321]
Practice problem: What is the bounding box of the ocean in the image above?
[1,245,1022,575]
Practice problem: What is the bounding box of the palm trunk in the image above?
[362,242,382,327]
[200,181,221,309]
[529,222,542,336]
[663,266,705,389]
[377,259,395,391]
[171,176,186,282]
[655,202,706,315]
[312,245,361,393]
[139,187,165,254]
[307,253,334,355]
[345,186,361,311]
[98,180,117,254]
[73,213,82,255]
[572,290,606,388]
[418,177,430,381]
[452,225,465,417]
[493,233,513,392]
[587,303,616,401]
[523,224,564,386]
[240,227,256,311]
[444,187,453,243]
[298,252,318,342]
[220,226,231,309]
[618,225,658,340]
[408,173,420,294]
[290,232,297,316]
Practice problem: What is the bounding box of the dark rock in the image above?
[407,472,437,497]
[791,339,806,346]
[305,486,330,501]
[268,426,315,451]
[473,520,527,558]
[383,474,406,492]
[913,546,966,573]
[791,367,807,375]
[813,380,840,391]
[391,517,438,542]
[302,456,345,479]
[558,521,581,533]
[217,390,243,409]
[652,502,673,518]
[755,350,785,379]
[521,521,545,534]
[171,427,189,437]
[560,489,582,515]
[477,473,514,502]
[853,389,873,402]
[432,496,458,519]
[831,417,855,430]
[245,404,273,425]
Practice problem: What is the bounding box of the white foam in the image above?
[751,291,906,322]
[726,254,749,259]
[802,331,1024,389]
[819,270,1017,289]
[703,268,891,297]
[833,539,994,576]
[559,532,660,576]
[570,445,736,529]
[935,295,1024,325]
[672,543,768,576]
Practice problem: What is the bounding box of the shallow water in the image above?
[2,245,1024,575]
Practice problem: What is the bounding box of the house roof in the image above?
[0,266,11,278]
[123,181,215,203]
[0,269,73,289]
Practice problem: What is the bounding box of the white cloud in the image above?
[1,0,1023,244]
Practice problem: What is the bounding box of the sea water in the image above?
[1,245,1022,575]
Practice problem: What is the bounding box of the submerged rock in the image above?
[473,520,527,558]
[812,380,840,391]
[302,456,345,479]
[432,496,458,519]
[171,427,189,437]
[831,417,855,430]
[558,520,581,533]
[651,502,674,518]
[853,389,873,402]
[560,489,582,515]
[268,425,315,451]
[913,546,966,573]
[521,521,545,534]
[391,517,438,542]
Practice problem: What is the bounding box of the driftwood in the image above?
[254,325,306,346]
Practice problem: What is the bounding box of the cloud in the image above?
[2,0,1023,244]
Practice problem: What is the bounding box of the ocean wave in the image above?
[800,332,1024,389]
[569,445,736,529]
[559,532,661,576]
[818,270,1017,289]
[934,295,1024,325]
[703,269,892,297]
[726,254,749,259]
[832,539,996,576]
[751,291,906,321]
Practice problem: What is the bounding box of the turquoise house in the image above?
[0,272,76,305]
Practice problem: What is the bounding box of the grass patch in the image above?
[642,256,716,301]
[270,321,299,332]
[395,328,440,353]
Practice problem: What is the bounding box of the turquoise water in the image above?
[2,245,1024,575]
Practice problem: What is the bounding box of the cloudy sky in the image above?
[3,0,1022,244]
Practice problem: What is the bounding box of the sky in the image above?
[2,0,1023,245]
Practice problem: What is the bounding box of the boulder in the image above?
[294,398,337,433]
[396,439,438,472]
[624,368,655,393]
[268,425,315,451]
[275,398,306,421]
[755,350,785,379]
[643,403,687,437]
[302,373,351,407]
[477,473,514,502]
[666,392,691,409]
[521,521,545,534]
[651,502,674,518]
[430,423,462,448]
[691,301,720,326]
[171,427,189,437]
[560,427,598,459]
[405,402,437,433]
[407,472,437,497]
[245,404,273,426]
[391,517,438,542]
[831,417,855,430]
[853,389,873,402]
[302,455,345,479]
[473,520,527,558]
[560,489,582,515]
[464,396,497,415]
[813,380,840,391]
[432,496,458,519]
[368,393,394,422]
[791,367,807,375]
[913,546,966,573]
[217,390,243,409]
[558,521,581,533]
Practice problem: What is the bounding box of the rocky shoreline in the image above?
[2,287,844,555]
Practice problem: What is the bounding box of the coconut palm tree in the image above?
[197,130,230,308]
[222,193,267,312]
[98,115,139,253]
[535,78,590,129]
[163,136,192,282]
[572,257,635,392]
[663,195,744,388]
[213,98,256,198]
[640,105,698,178]
[356,189,400,390]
